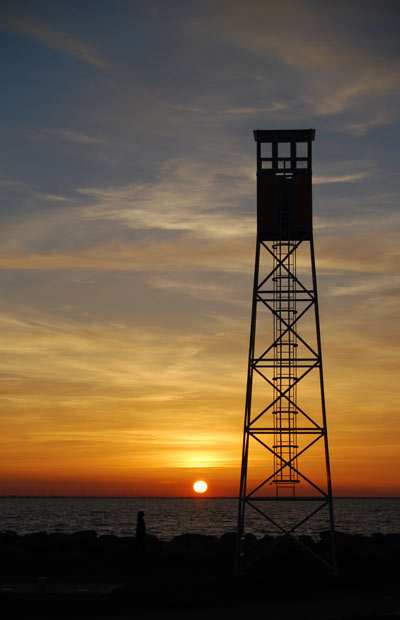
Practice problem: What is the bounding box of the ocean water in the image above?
[0,497,398,540]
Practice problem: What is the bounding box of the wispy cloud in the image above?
[341,109,399,137]
[25,127,126,165]
[2,13,110,69]
[192,1,400,129]
[220,104,288,116]
[316,220,400,275]
[0,308,244,479]
[2,207,399,282]
[302,65,400,118]
[149,274,248,305]
[314,172,369,184]
[80,160,255,239]
[0,308,246,425]
[329,277,400,298]
[27,128,114,147]
[0,238,254,274]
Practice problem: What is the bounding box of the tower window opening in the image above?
[296,142,308,158]
[278,142,291,157]
[262,160,273,169]
[261,142,272,158]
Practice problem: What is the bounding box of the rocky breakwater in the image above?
[0,530,398,615]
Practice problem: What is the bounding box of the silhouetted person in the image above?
[136,510,145,551]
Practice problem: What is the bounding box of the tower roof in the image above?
[253,129,315,142]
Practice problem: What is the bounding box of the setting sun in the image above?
[193,480,208,494]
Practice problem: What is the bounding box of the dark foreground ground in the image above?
[0,530,399,618]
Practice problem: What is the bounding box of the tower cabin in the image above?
[254,129,315,241]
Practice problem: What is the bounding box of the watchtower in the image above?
[235,129,335,575]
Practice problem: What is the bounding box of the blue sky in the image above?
[0,0,399,495]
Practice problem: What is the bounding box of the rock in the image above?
[22,532,49,549]
[383,533,400,546]
[320,529,347,541]
[69,530,97,547]
[219,531,236,550]
[0,530,19,549]
[170,533,219,554]
[98,534,120,545]
[298,534,315,549]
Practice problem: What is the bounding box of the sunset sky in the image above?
[0,0,399,497]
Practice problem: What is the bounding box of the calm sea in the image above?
[0,497,398,540]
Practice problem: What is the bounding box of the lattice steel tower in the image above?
[236,129,335,575]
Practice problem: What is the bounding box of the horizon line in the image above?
[0,495,399,500]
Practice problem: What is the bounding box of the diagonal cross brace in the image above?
[247,432,327,497]
[249,363,320,428]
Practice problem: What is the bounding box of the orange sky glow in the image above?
[0,1,399,498]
